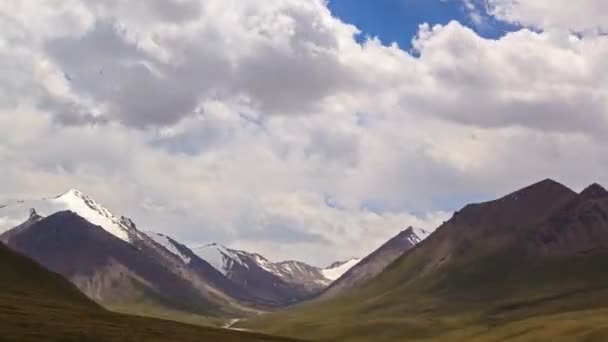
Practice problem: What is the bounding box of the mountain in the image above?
[528,183,608,257]
[146,232,306,307]
[317,227,430,300]
[0,190,250,318]
[0,189,138,241]
[0,236,298,341]
[0,189,362,312]
[192,244,333,305]
[244,179,608,341]
[1,211,231,315]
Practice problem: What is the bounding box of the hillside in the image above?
[0,189,356,314]
[1,210,245,318]
[0,236,300,342]
[318,227,429,300]
[0,190,265,318]
[243,180,608,341]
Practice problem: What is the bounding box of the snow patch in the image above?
[411,227,431,241]
[253,254,275,273]
[148,232,191,264]
[322,258,361,281]
[192,244,248,276]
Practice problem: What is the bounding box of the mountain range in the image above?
[0,235,299,341]
[0,189,430,320]
[6,179,604,341]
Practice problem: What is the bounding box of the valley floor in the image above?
[240,306,608,342]
[0,298,300,342]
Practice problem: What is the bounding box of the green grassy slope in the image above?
[0,243,299,342]
[243,181,608,341]
[245,249,608,341]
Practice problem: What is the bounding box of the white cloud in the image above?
[488,0,608,32]
[1,0,608,265]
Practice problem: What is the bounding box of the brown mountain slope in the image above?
[0,240,300,342]
[1,211,233,316]
[318,227,429,300]
[528,183,608,256]
[244,179,608,342]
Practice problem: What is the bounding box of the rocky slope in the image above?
[193,244,334,305]
[0,190,250,317]
[318,226,430,300]
[0,236,298,342]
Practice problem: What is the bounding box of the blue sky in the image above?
[327,0,519,50]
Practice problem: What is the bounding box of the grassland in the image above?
[242,247,608,341]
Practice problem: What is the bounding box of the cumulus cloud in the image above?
[408,23,608,136]
[1,0,608,265]
[488,0,608,32]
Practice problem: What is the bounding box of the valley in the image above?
[2,180,608,341]
[2,1,606,340]
[0,235,299,342]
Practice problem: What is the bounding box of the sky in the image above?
[1,0,608,266]
[328,0,519,48]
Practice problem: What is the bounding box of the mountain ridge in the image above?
[0,191,256,319]
[0,233,300,341]
[243,179,608,342]
[317,226,431,300]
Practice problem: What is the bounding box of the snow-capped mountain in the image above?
[193,244,361,287]
[275,260,332,287]
[192,243,355,304]
[0,188,429,310]
[0,189,140,243]
[193,243,252,277]
[318,227,432,300]
[0,189,254,315]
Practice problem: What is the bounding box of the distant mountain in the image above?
[0,189,141,241]
[0,190,250,317]
[0,189,364,312]
[244,179,608,342]
[1,211,232,315]
[317,226,430,300]
[0,234,298,341]
[192,243,334,305]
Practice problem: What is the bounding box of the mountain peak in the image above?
[57,188,86,199]
[579,183,608,199]
[517,178,572,195]
[489,178,575,207]
[0,189,135,243]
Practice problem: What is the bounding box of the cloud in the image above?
[408,22,608,137]
[488,0,608,32]
[9,0,366,128]
[1,0,608,265]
